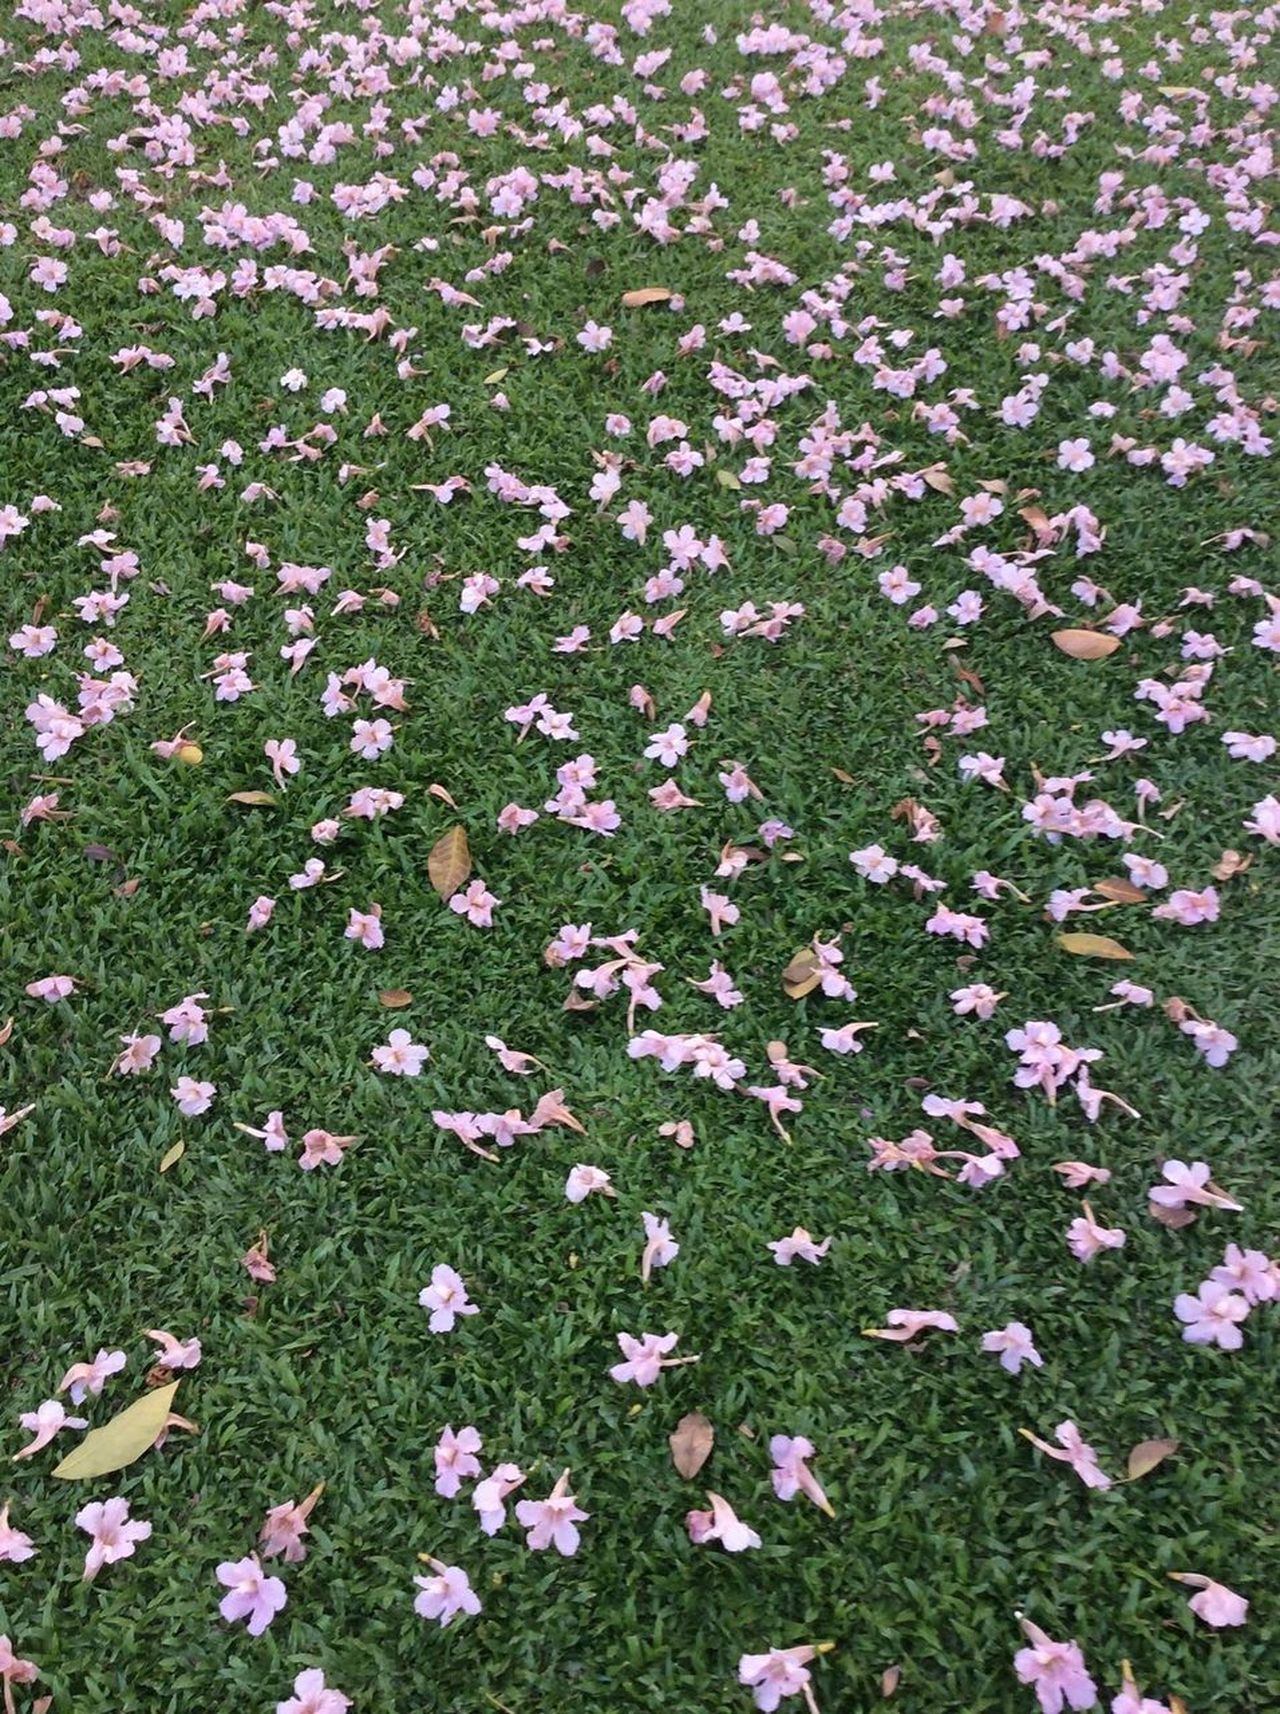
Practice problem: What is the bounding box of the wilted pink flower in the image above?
[413,1557,481,1626]
[235,1110,288,1152]
[1173,1280,1250,1350]
[418,1264,478,1333]
[473,1462,525,1535]
[241,1233,276,1283]
[1170,1573,1248,1628]
[770,1435,833,1516]
[59,1348,126,1405]
[25,974,75,1002]
[767,1229,831,1267]
[1014,1618,1098,1713]
[1052,1162,1112,1190]
[981,1322,1043,1374]
[0,1505,36,1565]
[863,1309,958,1343]
[15,1398,87,1459]
[259,1484,324,1563]
[1022,1420,1112,1490]
[737,1645,818,1711]
[687,1490,761,1553]
[216,1553,286,1635]
[76,1496,151,1581]
[640,1212,679,1281]
[434,1425,483,1498]
[515,1469,589,1555]
[565,1164,614,1202]
[114,1031,162,1076]
[298,1128,357,1170]
[1066,1204,1126,1263]
[145,1329,202,1370]
[247,895,276,932]
[0,1637,39,1697]
[276,1667,351,1714]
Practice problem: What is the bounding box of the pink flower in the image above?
[264,738,300,787]
[1210,1244,1278,1306]
[515,1469,589,1555]
[700,886,739,935]
[216,1553,286,1635]
[418,1264,478,1333]
[1066,1203,1126,1263]
[767,1229,831,1267]
[299,1128,357,1170]
[769,1435,833,1516]
[0,1505,36,1565]
[345,905,384,949]
[276,1667,351,1714]
[981,1322,1043,1374]
[0,1638,39,1696]
[371,1029,429,1076]
[171,1075,216,1116]
[473,1462,525,1535]
[247,895,276,932]
[640,1211,679,1280]
[1052,1162,1112,1190]
[1151,887,1220,926]
[737,1645,818,1711]
[863,1309,958,1343]
[145,1329,202,1370]
[161,992,209,1045]
[449,878,500,927]
[15,1398,87,1459]
[1149,1160,1242,1213]
[413,1557,481,1626]
[1022,1421,1112,1490]
[434,1424,483,1498]
[115,1031,162,1075]
[609,1330,697,1386]
[235,1110,289,1152]
[259,1484,324,1562]
[686,1490,761,1552]
[1173,1280,1250,1350]
[75,1496,151,1581]
[1170,1573,1249,1628]
[59,1347,126,1405]
[1014,1618,1098,1713]
[565,1164,614,1202]
[25,974,75,1002]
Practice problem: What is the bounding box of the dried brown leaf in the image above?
[378,989,413,1009]
[1093,877,1148,905]
[83,843,119,863]
[1127,1437,1178,1480]
[1211,848,1251,881]
[669,1411,714,1478]
[1057,931,1134,961]
[113,876,141,899]
[1051,628,1121,661]
[782,948,823,1000]
[1148,1199,1197,1231]
[427,825,472,899]
[921,465,955,496]
[622,286,673,308]
[831,768,855,785]
[428,783,459,809]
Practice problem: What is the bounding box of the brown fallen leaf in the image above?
[83,843,119,863]
[378,989,413,1009]
[113,876,141,899]
[921,465,955,496]
[1094,877,1148,905]
[881,1665,901,1698]
[428,783,459,809]
[1148,1199,1197,1231]
[428,824,472,899]
[1211,848,1251,881]
[1051,628,1121,661]
[782,948,823,1000]
[1057,931,1134,961]
[226,790,277,807]
[1127,1437,1178,1480]
[669,1411,714,1479]
[622,286,673,308]
[831,768,855,785]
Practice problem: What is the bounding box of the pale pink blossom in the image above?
[298,1128,357,1169]
[1066,1204,1126,1263]
[640,1212,679,1280]
[449,879,500,927]
[434,1425,483,1498]
[473,1462,525,1535]
[59,1348,126,1405]
[259,1484,324,1562]
[1022,1420,1112,1490]
[1170,1573,1248,1628]
[345,906,384,949]
[145,1329,202,1370]
[609,1329,697,1386]
[514,1469,589,1555]
[863,1309,958,1343]
[1209,1245,1278,1306]
[418,1264,478,1333]
[114,1031,162,1076]
[0,1505,36,1565]
[216,1554,286,1635]
[13,1399,86,1460]
[769,1435,833,1516]
[171,1075,216,1117]
[414,1558,481,1626]
[981,1322,1043,1374]
[276,1667,351,1714]
[687,1490,761,1552]
[767,1229,831,1267]
[76,1496,151,1581]
[737,1645,818,1712]
[566,1164,614,1202]
[1014,1618,1098,1713]
[1149,1160,1242,1213]
[1173,1281,1250,1349]
[371,1029,429,1076]
[25,974,75,1002]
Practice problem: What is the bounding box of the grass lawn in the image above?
[1,0,1277,1709]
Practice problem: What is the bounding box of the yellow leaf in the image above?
[175,743,203,766]
[1057,931,1134,961]
[621,286,673,308]
[782,948,823,1000]
[715,468,741,491]
[428,824,472,899]
[1127,1437,1178,1480]
[1094,877,1148,905]
[482,367,508,385]
[669,1412,714,1478]
[378,989,413,1009]
[226,790,277,807]
[159,1139,185,1173]
[51,1382,180,1479]
[1051,628,1121,661]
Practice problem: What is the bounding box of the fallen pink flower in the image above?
[59,1348,126,1405]
[1173,1280,1250,1349]
[1149,1160,1242,1213]
[145,1329,202,1370]
[413,1556,481,1627]
[76,1496,151,1581]
[1021,1421,1112,1490]
[767,1229,831,1267]
[863,1309,958,1343]
[514,1469,589,1556]
[216,1553,286,1635]
[418,1264,478,1333]
[1013,1617,1098,1714]
[0,1506,36,1565]
[609,1330,699,1386]
[259,1483,324,1563]
[687,1490,761,1553]
[1169,1573,1248,1628]
[769,1435,833,1516]
[14,1399,87,1460]
[737,1644,819,1712]
[276,1668,350,1714]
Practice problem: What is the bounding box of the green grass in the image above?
[1,0,1277,1709]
